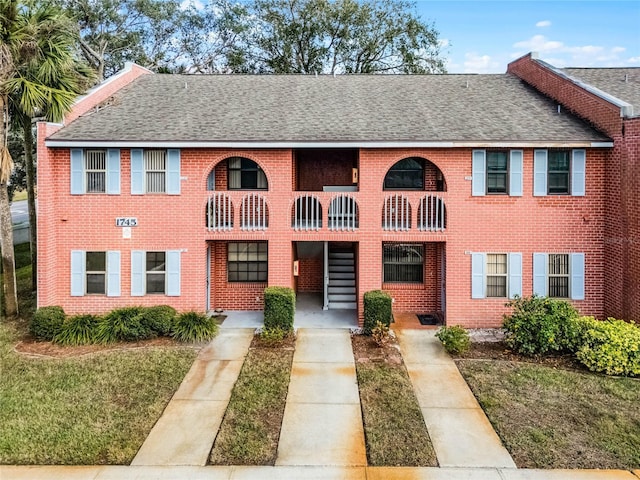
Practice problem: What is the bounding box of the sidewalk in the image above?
[395,328,517,469]
[275,328,366,466]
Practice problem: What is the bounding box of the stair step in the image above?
[328,279,356,287]
[329,252,354,259]
[328,258,354,266]
[328,286,356,294]
[328,272,355,280]
[329,265,354,273]
[328,294,357,302]
[328,302,357,310]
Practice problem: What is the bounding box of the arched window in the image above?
[384,157,424,190]
[228,157,268,190]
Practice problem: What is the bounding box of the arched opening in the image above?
[207,157,268,191]
[384,157,446,192]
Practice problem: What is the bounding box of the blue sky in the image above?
[417,1,640,73]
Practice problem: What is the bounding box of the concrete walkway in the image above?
[395,328,517,469]
[275,328,367,466]
[131,329,254,466]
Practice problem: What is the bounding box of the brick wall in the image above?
[508,53,638,322]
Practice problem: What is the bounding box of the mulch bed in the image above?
[351,333,403,365]
[14,336,195,359]
[455,341,584,371]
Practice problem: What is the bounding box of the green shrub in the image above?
[137,305,176,336]
[95,307,152,343]
[260,326,289,345]
[263,287,295,332]
[371,320,391,347]
[172,312,219,342]
[30,306,65,341]
[576,319,640,377]
[363,290,392,334]
[502,295,580,355]
[54,314,100,345]
[436,325,470,354]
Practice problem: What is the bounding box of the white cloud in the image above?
[536,20,551,28]
[627,56,640,64]
[463,53,502,73]
[438,39,450,48]
[180,0,205,10]
[512,35,630,67]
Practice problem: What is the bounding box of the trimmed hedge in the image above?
[363,290,392,334]
[137,305,176,336]
[576,318,640,377]
[95,307,153,343]
[264,287,295,332]
[502,295,580,355]
[30,306,65,341]
[172,312,219,342]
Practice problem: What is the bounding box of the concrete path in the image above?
[131,329,254,466]
[395,328,517,469]
[2,465,638,480]
[275,328,367,466]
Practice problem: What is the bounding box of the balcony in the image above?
[292,193,358,232]
[382,193,446,232]
[206,192,268,232]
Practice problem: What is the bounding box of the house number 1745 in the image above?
[115,217,138,227]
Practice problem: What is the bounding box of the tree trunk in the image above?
[0,183,18,318]
[22,115,36,291]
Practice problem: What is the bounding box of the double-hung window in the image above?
[131,250,181,296]
[70,148,120,195]
[228,242,268,282]
[472,150,522,196]
[71,250,121,296]
[383,243,424,283]
[533,253,584,299]
[534,149,585,196]
[130,149,181,195]
[471,252,522,299]
[228,157,268,190]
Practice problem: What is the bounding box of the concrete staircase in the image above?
[327,248,356,310]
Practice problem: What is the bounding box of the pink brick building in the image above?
[36,54,638,327]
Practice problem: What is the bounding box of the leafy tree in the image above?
[244,0,447,74]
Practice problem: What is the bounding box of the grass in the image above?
[353,337,437,466]
[457,360,640,469]
[12,190,28,202]
[0,246,199,464]
[210,337,293,465]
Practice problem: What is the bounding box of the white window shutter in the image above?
[70,250,85,296]
[131,250,145,296]
[570,253,585,300]
[166,250,181,296]
[471,252,485,298]
[508,253,523,298]
[509,150,523,196]
[70,149,84,195]
[107,149,121,195]
[166,149,181,195]
[130,149,144,195]
[106,251,121,297]
[472,150,486,196]
[533,150,548,196]
[571,149,586,196]
[533,253,547,296]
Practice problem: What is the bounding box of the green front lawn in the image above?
[458,360,640,469]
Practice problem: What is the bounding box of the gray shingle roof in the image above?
[561,68,640,116]
[49,73,609,144]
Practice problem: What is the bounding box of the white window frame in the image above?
[533,252,585,300]
[472,252,522,299]
[144,149,167,194]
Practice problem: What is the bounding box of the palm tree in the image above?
[1,0,93,317]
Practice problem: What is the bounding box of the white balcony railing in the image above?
[293,194,322,231]
[418,194,446,231]
[328,194,358,231]
[241,193,268,231]
[383,194,411,231]
[206,193,234,232]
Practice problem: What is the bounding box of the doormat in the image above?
[417,314,439,326]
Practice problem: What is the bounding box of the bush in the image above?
[137,305,176,336]
[30,306,65,341]
[576,319,640,377]
[502,295,580,355]
[54,314,100,346]
[172,312,219,342]
[260,326,289,345]
[363,290,392,334]
[95,307,153,343]
[371,321,391,347]
[264,287,295,332]
[436,325,470,354]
